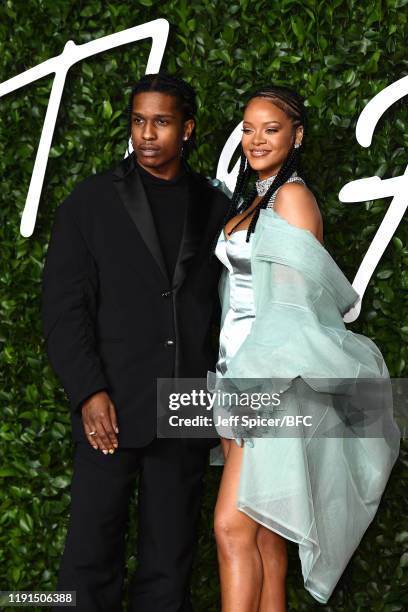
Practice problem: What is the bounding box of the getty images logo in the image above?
[0,17,407,322]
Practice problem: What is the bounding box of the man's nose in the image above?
[142,121,156,140]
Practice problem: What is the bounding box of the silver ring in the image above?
[88,431,97,436]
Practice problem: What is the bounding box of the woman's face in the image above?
[242,97,303,180]
[131,91,194,178]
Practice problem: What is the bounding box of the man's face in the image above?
[131,91,194,178]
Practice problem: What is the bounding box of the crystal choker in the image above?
[255,171,299,196]
[255,174,278,196]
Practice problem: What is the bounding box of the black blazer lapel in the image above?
[172,170,208,290]
[112,154,170,284]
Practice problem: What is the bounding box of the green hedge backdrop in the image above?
[0,0,407,610]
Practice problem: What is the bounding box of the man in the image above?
[41,73,229,611]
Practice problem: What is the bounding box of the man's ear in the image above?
[183,118,195,141]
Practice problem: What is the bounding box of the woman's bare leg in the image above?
[220,437,232,461]
[257,526,287,612]
[214,439,262,612]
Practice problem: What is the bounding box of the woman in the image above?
[209,86,401,610]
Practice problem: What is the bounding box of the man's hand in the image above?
[81,391,119,454]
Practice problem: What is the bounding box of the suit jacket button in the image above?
[164,339,175,347]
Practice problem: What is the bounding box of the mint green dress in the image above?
[208,192,401,604]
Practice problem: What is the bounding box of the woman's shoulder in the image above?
[273,180,323,243]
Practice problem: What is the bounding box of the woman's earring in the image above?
[243,154,248,170]
[294,142,301,149]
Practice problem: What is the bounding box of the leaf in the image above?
[0,468,18,477]
[395,531,408,543]
[82,63,94,79]
[324,55,342,68]
[291,16,305,42]
[102,100,113,120]
[51,476,70,489]
[376,270,394,279]
[80,3,102,17]
[19,513,33,533]
[392,237,403,251]
[51,423,66,439]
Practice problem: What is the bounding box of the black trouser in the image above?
[54,439,208,612]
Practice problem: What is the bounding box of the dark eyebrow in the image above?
[243,120,282,126]
[131,112,174,119]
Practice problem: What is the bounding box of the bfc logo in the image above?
[0,17,407,322]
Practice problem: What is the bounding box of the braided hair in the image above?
[217,85,306,247]
[126,72,197,158]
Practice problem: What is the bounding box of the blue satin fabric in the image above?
[215,228,255,378]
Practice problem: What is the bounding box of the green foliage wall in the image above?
[0,0,407,610]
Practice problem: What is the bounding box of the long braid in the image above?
[209,148,254,256]
[232,151,255,211]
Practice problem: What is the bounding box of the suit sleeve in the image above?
[41,191,109,413]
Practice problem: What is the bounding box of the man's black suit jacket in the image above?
[41,154,229,447]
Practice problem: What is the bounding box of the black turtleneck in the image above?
[136,160,190,280]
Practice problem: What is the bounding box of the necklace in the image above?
[255,173,278,196]
[255,171,299,197]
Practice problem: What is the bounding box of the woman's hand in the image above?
[81,391,119,454]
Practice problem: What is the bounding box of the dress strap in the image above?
[266,172,306,209]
